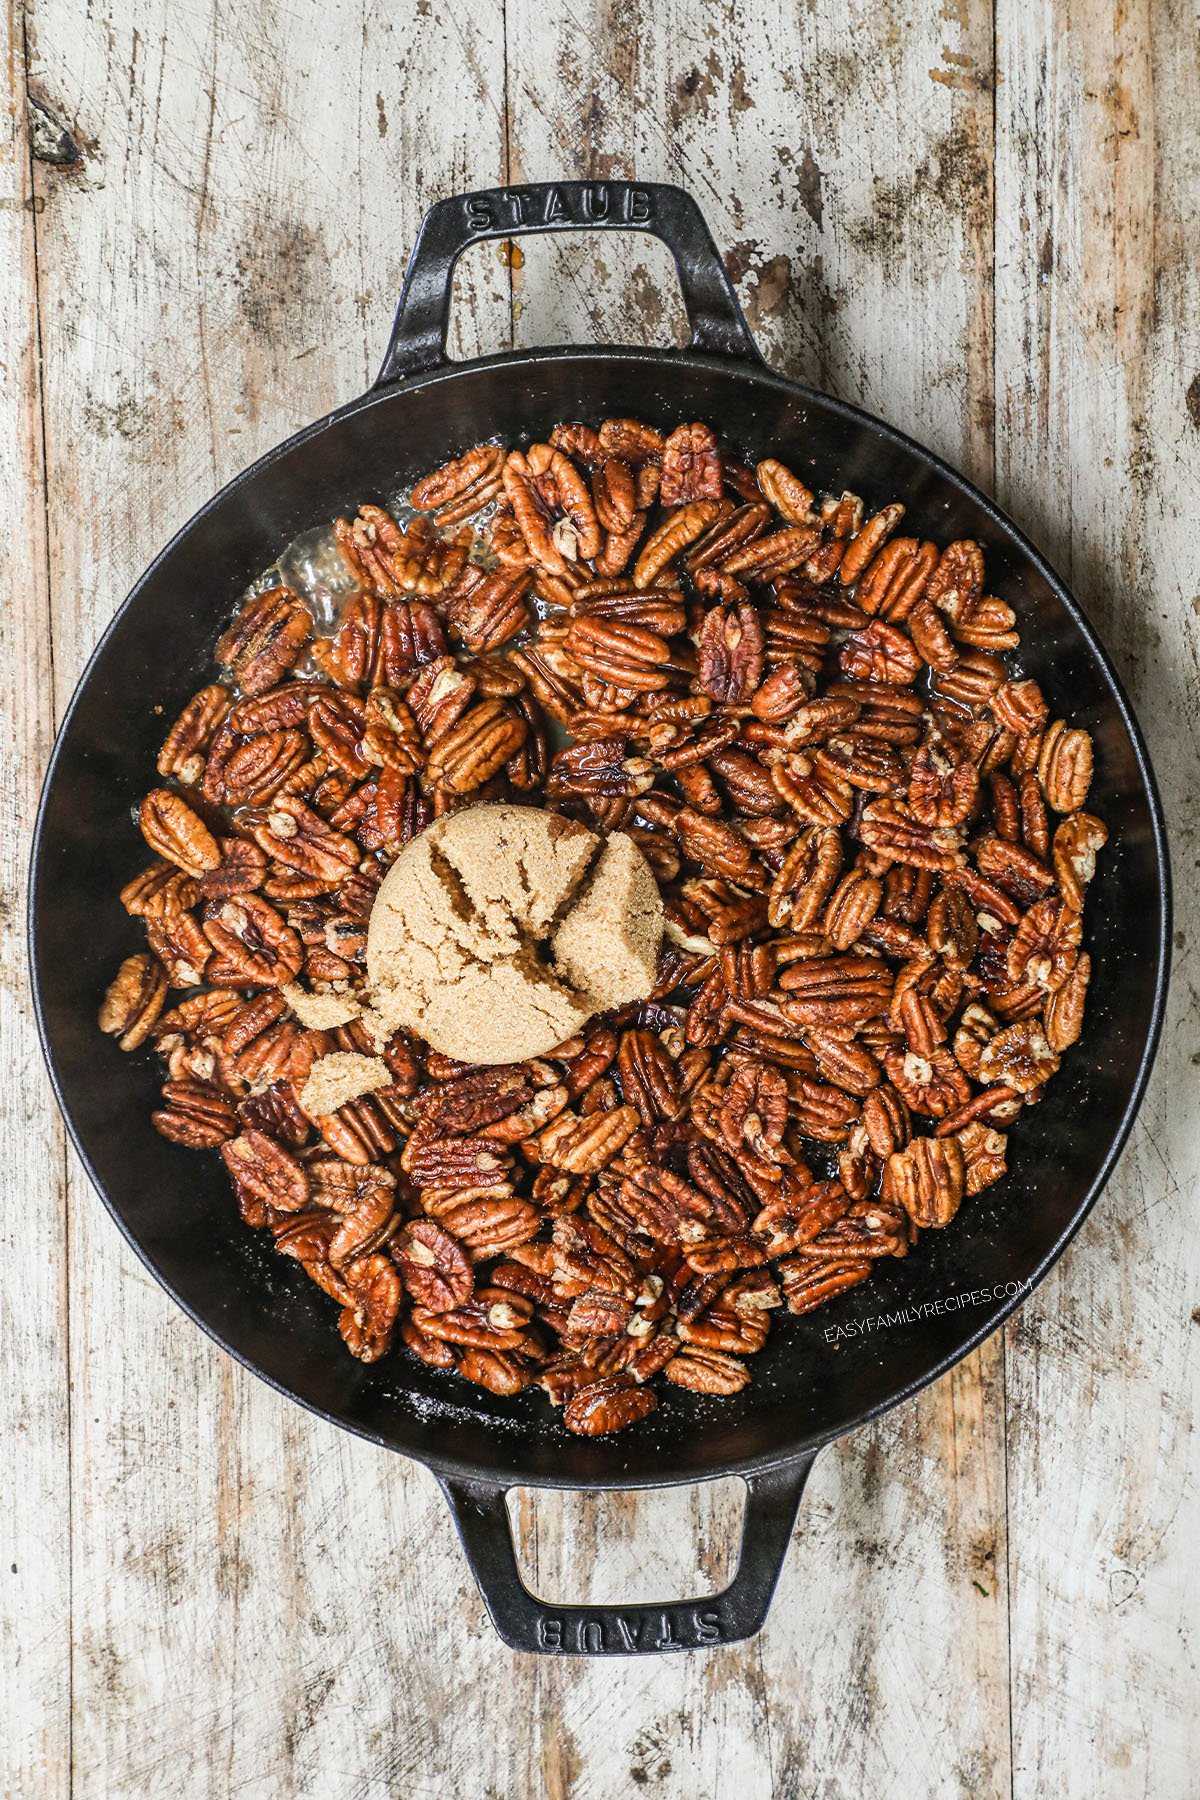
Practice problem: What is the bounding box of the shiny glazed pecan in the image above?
[883,1135,966,1228]
[697,602,765,703]
[222,1130,309,1213]
[152,1079,239,1147]
[216,588,312,695]
[203,895,303,985]
[660,422,723,506]
[158,686,231,783]
[425,698,526,792]
[394,1216,474,1317]
[103,409,1107,1433]
[665,1342,751,1393]
[537,1107,640,1174]
[564,616,672,691]
[339,1254,403,1362]
[139,789,221,877]
[633,500,720,588]
[411,443,505,525]
[337,506,470,597]
[444,566,531,653]
[563,1376,658,1436]
[218,731,309,807]
[199,838,269,902]
[99,952,169,1050]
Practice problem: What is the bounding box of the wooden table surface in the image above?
[4,2,1198,1795]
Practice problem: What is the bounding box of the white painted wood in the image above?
[3,0,1197,1793]
[502,7,1012,1797]
[995,6,1200,1796]
[23,4,508,1796]
[0,6,71,1795]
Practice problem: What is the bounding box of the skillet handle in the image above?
[375,180,764,384]
[439,1454,816,1655]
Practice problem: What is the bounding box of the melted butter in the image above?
[250,524,366,633]
[234,443,508,656]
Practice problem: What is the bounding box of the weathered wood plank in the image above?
[0,9,71,1797]
[508,0,999,477]
[26,2,506,1795]
[498,5,1012,1798]
[10,0,1198,1793]
[995,5,1200,1795]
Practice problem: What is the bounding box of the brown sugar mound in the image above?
[552,832,665,1012]
[282,982,362,1030]
[298,1050,391,1117]
[365,803,663,1064]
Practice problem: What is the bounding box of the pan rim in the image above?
[29,342,1173,1491]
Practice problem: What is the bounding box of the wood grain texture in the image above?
[1,5,71,1796]
[2,0,1197,1795]
[994,6,1200,1796]
[22,4,508,1796]
[502,7,1013,1796]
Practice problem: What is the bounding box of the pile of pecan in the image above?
[99,418,1106,1436]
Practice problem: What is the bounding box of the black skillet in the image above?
[30,182,1171,1654]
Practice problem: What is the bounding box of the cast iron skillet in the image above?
[31,182,1171,1656]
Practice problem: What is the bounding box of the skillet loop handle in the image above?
[439,1454,816,1656]
[375,180,764,385]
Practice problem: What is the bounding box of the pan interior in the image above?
[32,349,1168,1488]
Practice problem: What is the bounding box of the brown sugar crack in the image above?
[363,802,664,1064]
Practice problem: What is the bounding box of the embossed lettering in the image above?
[578,1620,605,1653]
[544,185,569,223]
[656,1611,681,1649]
[537,1616,564,1649]
[627,186,653,223]
[465,196,493,231]
[583,184,610,221]
[694,1609,723,1643]
[612,1615,644,1651]
[507,190,527,225]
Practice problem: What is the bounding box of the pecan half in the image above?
[222,1130,309,1213]
[883,1135,966,1228]
[99,952,169,1050]
[660,422,723,506]
[339,1254,403,1362]
[411,443,506,525]
[976,1019,1060,1093]
[445,566,532,653]
[633,500,720,588]
[564,617,672,691]
[537,1107,640,1174]
[665,1345,749,1394]
[216,588,312,695]
[780,1256,872,1314]
[425,699,527,793]
[563,1376,658,1436]
[158,686,231,783]
[203,895,303,986]
[1038,720,1094,813]
[697,602,765,703]
[139,789,221,877]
